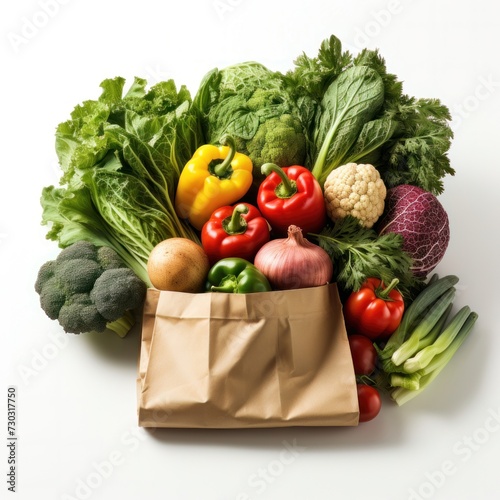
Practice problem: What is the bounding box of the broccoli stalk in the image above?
[35,241,147,337]
[106,311,136,338]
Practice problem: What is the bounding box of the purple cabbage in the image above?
[377,185,450,277]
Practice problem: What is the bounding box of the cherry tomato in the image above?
[357,384,381,423]
[348,335,377,375]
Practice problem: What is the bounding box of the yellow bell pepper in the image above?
[175,135,253,231]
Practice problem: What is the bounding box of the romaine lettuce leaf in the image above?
[41,77,203,286]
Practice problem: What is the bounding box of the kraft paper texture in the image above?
[137,284,359,428]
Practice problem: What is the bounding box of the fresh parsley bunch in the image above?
[314,216,425,302]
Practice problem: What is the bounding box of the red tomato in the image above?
[344,277,405,340]
[357,384,381,423]
[348,335,377,375]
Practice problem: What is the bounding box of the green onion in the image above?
[418,312,478,377]
[391,311,478,406]
[391,289,455,367]
[403,306,472,373]
[390,372,421,391]
[376,274,459,372]
[373,274,479,406]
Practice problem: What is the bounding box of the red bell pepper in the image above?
[201,203,270,265]
[343,278,405,340]
[257,163,326,236]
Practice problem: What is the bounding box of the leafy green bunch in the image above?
[284,35,455,194]
[313,216,425,302]
[41,77,204,286]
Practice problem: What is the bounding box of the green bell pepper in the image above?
[206,257,271,293]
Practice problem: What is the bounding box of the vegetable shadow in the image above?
[396,319,488,417]
[144,399,407,452]
[80,312,142,366]
[143,324,488,451]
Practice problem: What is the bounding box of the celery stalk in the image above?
[418,312,478,377]
[390,372,421,390]
[378,275,459,365]
[391,312,478,406]
[403,306,472,373]
[391,289,455,366]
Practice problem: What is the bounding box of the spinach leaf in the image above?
[311,65,385,186]
[344,117,398,165]
[288,36,454,194]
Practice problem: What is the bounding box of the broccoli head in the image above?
[90,268,147,321]
[35,241,147,337]
[246,88,287,112]
[96,245,126,271]
[196,65,308,180]
[245,114,306,176]
[54,259,102,294]
[58,294,107,335]
[55,240,97,262]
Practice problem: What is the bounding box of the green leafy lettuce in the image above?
[311,65,386,186]
[41,77,203,286]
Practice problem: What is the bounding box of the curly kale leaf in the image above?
[378,96,455,194]
[283,34,353,101]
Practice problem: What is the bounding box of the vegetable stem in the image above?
[376,278,400,300]
[391,312,478,406]
[106,310,136,338]
[261,163,297,198]
[390,372,421,391]
[212,135,236,178]
[379,275,459,361]
[391,287,456,366]
[223,204,249,235]
[210,276,238,293]
[403,306,472,373]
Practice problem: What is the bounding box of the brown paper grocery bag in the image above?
[137,284,359,428]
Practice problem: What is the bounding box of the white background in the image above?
[1,1,499,499]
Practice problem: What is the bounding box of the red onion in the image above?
[254,225,334,290]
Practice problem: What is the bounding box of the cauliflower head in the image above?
[323,163,387,228]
